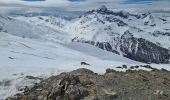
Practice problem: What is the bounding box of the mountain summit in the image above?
[96,5,108,12]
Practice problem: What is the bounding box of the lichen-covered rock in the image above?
[7,68,170,100]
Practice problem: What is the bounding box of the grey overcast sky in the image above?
[0,0,169,8]
[0,0,169,17]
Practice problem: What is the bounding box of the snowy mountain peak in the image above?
[68,6,170,63]
[83,6,138,19]
[96,5,108,12]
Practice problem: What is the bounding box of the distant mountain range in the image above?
[1,5,170,64]
[67,5,170,63]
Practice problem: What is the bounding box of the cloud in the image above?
[125,0,169,4]
[0,0,70,7]
[0,0,169,9]
[23,0,46,1]
[68,0,86,2]
[0,0,124,17]
[0,0,122,7]
[0,0,169,17]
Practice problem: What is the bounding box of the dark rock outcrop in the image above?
[152,31,170,36]
[72,30,170,64]
[73,38,170,64]
[120,31,170,63]
[72,39,119,54]
[81,62,90,66]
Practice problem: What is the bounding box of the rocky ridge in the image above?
[7,65,170,100]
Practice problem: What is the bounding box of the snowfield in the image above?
[0,32,141,99]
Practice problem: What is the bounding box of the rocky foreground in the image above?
[7,66,170,100]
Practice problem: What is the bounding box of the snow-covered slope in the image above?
[0,31,143,99]
[0,15,45,39]
[66,5,170,63]
[0,15,70,43]
[0,14,143,98]
[14,15,69,31]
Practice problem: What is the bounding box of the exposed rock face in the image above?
[7,67,170,100]
[84,5,140,19]
[0,21,6,32]
[48,75,89,100]
[152,31,170,36]
[72,31,170,63]
[120,31,170,63]
[72,39,119,54]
